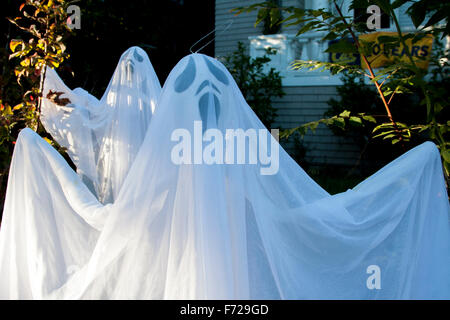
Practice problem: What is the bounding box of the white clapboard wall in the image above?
[215,0,425,167]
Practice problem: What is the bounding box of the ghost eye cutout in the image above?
[203,57,229,85]
[174,57,196,93]
[133,49,144,62]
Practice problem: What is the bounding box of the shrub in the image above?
[222,41,285,129]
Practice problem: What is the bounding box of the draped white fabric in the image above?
[0,52,449,299]
[40,46,161,203]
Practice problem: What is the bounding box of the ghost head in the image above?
[170,54,232,132]
[115,47,148,88]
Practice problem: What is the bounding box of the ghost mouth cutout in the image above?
[174,56,232,131]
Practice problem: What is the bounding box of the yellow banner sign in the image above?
[359,32,434,69]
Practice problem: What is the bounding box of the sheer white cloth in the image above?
[40,46,161,203]
[0,53,449,299]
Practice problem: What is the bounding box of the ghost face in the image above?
[173,55,230,131]
[118,47,147,88]
[106,47,153,112]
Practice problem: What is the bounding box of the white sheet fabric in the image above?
[40,46,161,203]
[0,53,449,299]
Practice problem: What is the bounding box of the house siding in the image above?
[214,0,414,167]
[272,86,360,166]
[215,0,263,58]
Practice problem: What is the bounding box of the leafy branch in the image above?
[0,0,74,213]
[234,0,449,175]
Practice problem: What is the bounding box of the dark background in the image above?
[0,0,216,215]
[1,0,216,98]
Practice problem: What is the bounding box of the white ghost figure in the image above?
[0,53,449,300]
[41,46,161,203]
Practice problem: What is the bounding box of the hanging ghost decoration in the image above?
[40,46,161,203]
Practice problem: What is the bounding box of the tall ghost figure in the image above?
[41,46,161,203]
[0,53,449,299]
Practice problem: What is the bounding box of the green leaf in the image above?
[332,117,345,129]
[269,8,281,27]
[362,115,377,123]
[339,110,351,118]
[323,31,338,41]
[373,129,396,138]
[382,133,397,140]
[308,121,319,131]
[255,8,268,27]
[441,149,450,163]
[296,20,319,36]
[407,1,427,28]
[349,116,363,125]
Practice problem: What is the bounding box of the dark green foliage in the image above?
[325,73,381,147]
[262,0,282,35]
[308,166,364,195]
[325,72,430,174]
[222,42,285,129]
